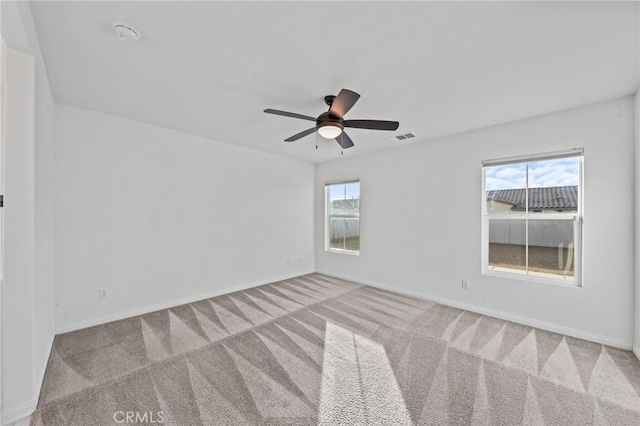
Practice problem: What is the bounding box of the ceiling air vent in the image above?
[389,132,417,142]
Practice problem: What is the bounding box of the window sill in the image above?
[326,248,360,256]
[482,267,581,288]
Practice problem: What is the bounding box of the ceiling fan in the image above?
[264,89,399,149]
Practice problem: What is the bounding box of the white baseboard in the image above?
[56,269,315,334]
[3,414,32,426]
[33,332,55,397]
[634,345,640,361]
[1,399,36,426]
[1,337,53,426]
[317,270,633,350]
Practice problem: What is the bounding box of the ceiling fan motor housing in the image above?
[316,111,342,127]
[316,112,344,137]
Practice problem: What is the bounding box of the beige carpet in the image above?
[32,274,640,425]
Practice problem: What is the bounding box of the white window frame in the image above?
[325,179,360,255]
[481,149,583,287]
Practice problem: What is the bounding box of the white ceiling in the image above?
[29,1,639,164]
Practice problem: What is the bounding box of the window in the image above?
[326,180,360,254]
[482,149,583,286]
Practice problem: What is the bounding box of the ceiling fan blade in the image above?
[264,109,316,122]
[329,89,360,118]
[343,119,399,131]
[335,132,355,149]
[285,127,317,142]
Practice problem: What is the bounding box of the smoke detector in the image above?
[112,22,141,42]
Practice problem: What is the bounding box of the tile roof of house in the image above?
[486,185,578,211]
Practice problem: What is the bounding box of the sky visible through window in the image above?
[329,182,359,200]
[485,157,580,191]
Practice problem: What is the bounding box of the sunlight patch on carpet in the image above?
[318,322,412,425]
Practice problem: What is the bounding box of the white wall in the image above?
[316,96,636,348]
[54,104,314,331]
[2,43,36,422]
[22,0,56,406]
[1,2,56,423]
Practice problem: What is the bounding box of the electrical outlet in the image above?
[461,279,469,289]
[98,288,109,299]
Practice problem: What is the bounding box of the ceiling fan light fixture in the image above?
[317,122,343,139]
